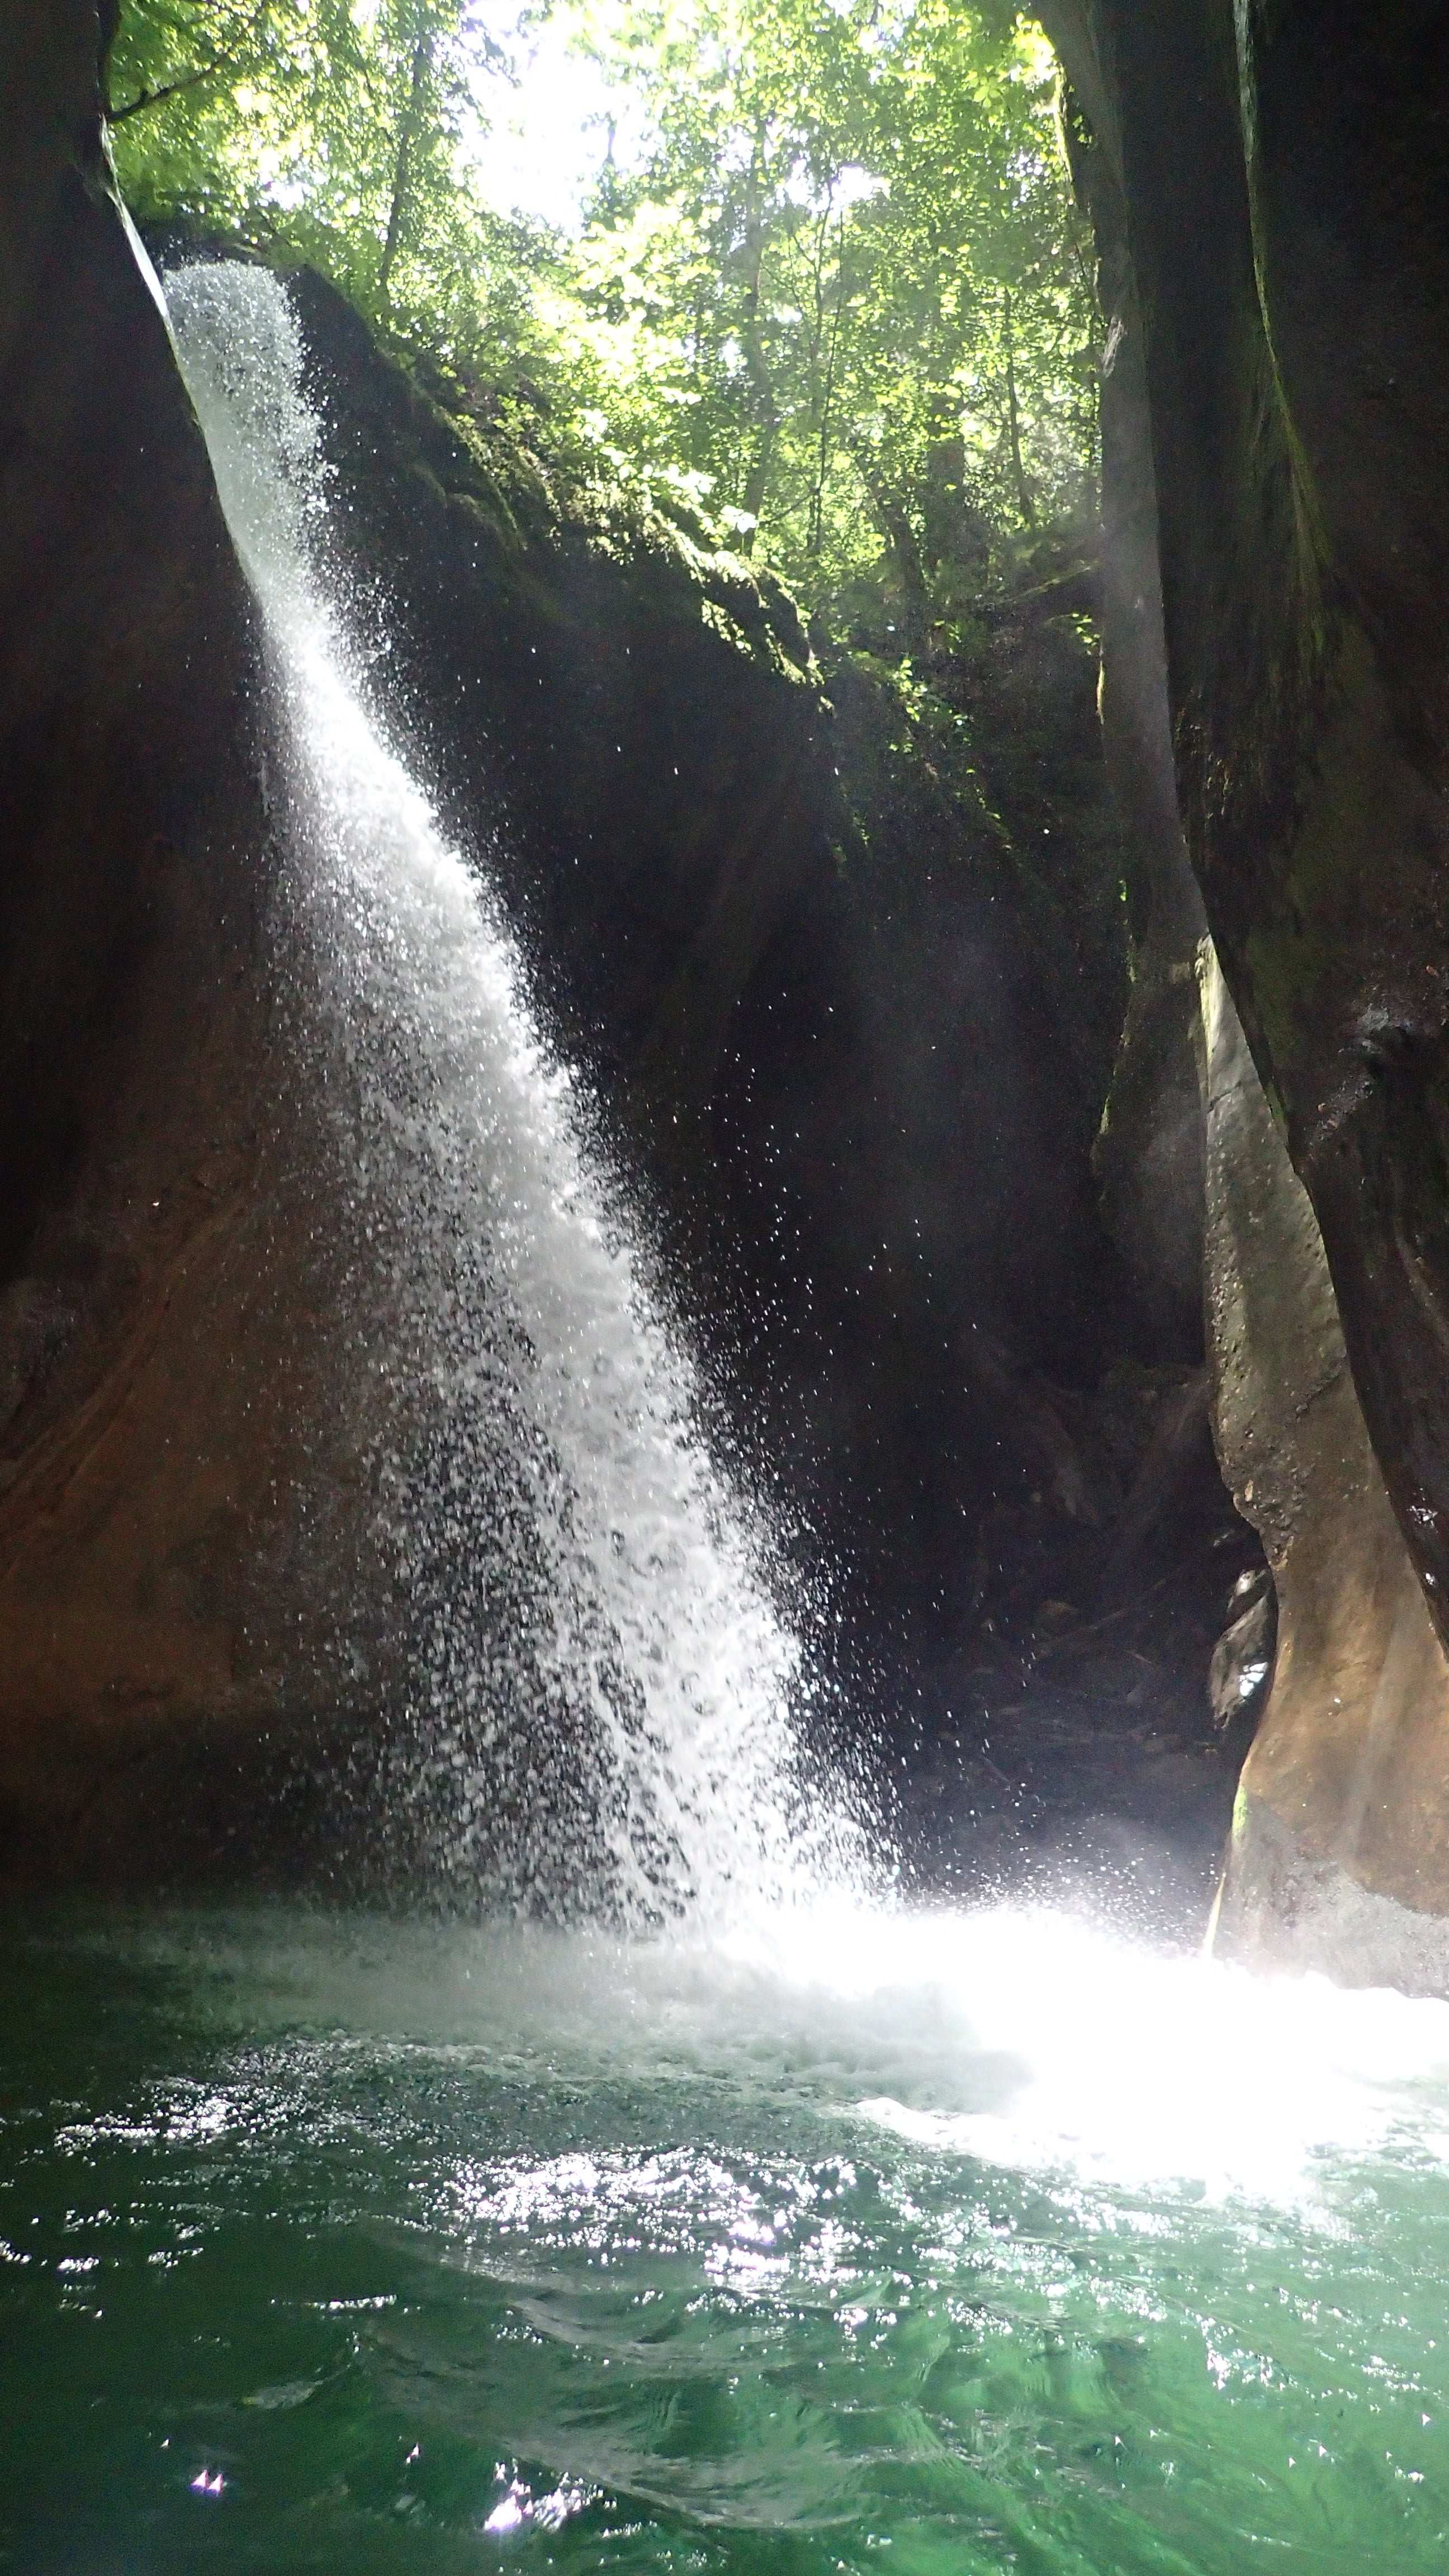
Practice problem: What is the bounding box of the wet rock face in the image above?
[1036,0,1449,1952]
[0,13,438,1882]
[1206,1568,1273,1734]
[0,13,257,1285]
[1202,953,1449,1989]
[0,0,305,1863]
[1045,0,1449,1643]
[1249,1,1449,1642]
[281,268,1137,1640]
[1053,53,1207,1366]
[277,267,834,1125]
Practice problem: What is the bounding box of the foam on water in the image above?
[163,262,864,1929]
[131,1896,1449,2211]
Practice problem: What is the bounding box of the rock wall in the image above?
[276,268,835,1129]
[280,266,1140,1642]
[1035,0,1449,1957]
[0,0,325,1868]
[1039,0,1449,1659]
[1054,57,1206,1361]
[1202,950,1449,1988]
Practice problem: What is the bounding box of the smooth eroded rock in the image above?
[1202,950,1449,1988]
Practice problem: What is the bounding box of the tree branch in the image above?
[105,51,236,122]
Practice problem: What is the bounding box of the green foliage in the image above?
[106,0,556,391]
[105,0,1097,619]
[558,0,1097,602]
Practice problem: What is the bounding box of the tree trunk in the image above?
[850,448,930,645]
[378,26,433,305]
[736,136,778,552]
[1001,287,1035,524]
[808,215,846,558]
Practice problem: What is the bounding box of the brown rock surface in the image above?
[1202,949,1449,1988]
[1041,0,1449,1657]
[0,1,348,1870]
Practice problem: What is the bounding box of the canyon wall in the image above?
[0,0,312,1866]
[0,7,1146,1876]
[1203,952,1449,1987]
[1043,0,1449,1642]
[279,268,1139,1643]
[1040,0,1449,1969]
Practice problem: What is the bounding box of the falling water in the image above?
[16,254,1449,2576]
[163,262,862,1926]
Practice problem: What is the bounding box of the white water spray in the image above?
[165,262,862,1926]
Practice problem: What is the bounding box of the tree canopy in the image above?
[105,0,1097,617]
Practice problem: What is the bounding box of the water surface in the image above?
[5,1900,1449,2572]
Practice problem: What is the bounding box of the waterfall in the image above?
[165,262,861,1927]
